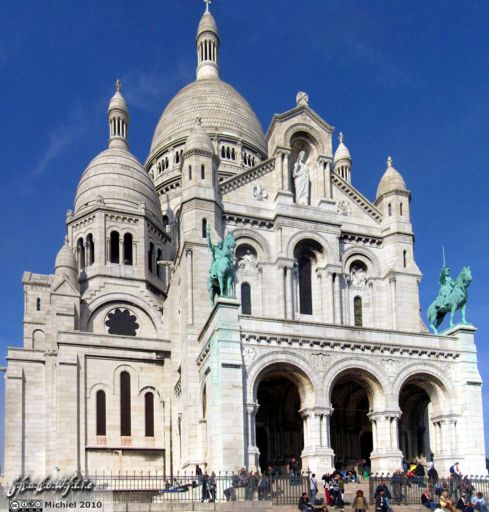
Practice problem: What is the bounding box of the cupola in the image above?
[108,79,129,149]
[333,132,352,183]
[196,1,220,80]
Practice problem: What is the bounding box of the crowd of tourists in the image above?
[299,461,489,512]
[162,459,488,511]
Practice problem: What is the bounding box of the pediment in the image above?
[332,173,382,224]
[51,276,80,297]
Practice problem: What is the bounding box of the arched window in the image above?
[231,148,236,160]
[221,146,225,158]
[226,147,230,159]
[241,282,252,315]
[36,298,41,311]
[120,371,131,436]
[123,233,133,265]
[156,249,162,278]
[201,164,205,179]
[86,233,95,265]
[148,243,154,273]
[165,157,169,169]
[354,296,363,327]
[96,390,106,436]
[77,237,85,270]
[188,165,192,180]
[175,151,180,164]
[145,392,154,437]
[202,218,207,239]
[388,203,392,216]
[298,257,312,315]
[162,215,169,231]
[110,231,120,264]
[400,203,403,216]
[403,250,407,268]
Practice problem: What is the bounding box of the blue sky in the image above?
[0,0,488,467]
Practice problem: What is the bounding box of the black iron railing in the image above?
[369,475,489,506]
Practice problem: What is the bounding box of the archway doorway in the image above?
[330,373,376,471]
[256,374,303,472]
[398,376,437,462]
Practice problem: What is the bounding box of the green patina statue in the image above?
[427,264,472,333]
[207,226,236,304]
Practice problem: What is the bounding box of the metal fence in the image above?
[87,470,312,506]
[369,475,489,506]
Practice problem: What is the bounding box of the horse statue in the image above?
[207,226,236,304]
[427,265,472,333]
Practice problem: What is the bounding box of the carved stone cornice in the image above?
[241,332,461,361]
[220,158,275,195]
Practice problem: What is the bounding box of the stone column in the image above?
[119,238,124,264]
[301,407,335,474]
[343,273,351,325]
[258,265,264,316]
[246,402,260,470]
[316,269,327,322]
[369,411,403,474]
[369,280,375,328]
[279,265,287,319]
[283,151,290,192]
[333,273,341,324]
[431,416,460,474]
[285,265,294,320]
[186,248,194,325]
[389,276,397,330]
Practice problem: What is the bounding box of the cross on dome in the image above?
[339,132,344,144]
[204,0,211,13]
[116,79,121,92]
[387,156,393,168]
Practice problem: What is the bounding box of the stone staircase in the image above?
[109,480,427,512]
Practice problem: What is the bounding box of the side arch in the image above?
[286,230,335,263]
[342,246,382,277]
[83,292,161,336]
[231,228,271,261]
[246,349,319,408]
[392,363,453,413]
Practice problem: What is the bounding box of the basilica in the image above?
[3,6,486,482]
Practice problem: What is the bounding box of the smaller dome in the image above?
[55,237,77,272]
[183,117,215,155]
[376,156,408,199]
[74,147,162,222]
[334,132,351,162]
[197,12,219,38]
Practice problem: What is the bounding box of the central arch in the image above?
[328,367,385,471]
[252,361,314,472]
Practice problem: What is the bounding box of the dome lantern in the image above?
[333,132,352,183]
[196,1,220,80]
[108,79,130,150]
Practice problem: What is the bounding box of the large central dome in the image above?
[150,78,267,156]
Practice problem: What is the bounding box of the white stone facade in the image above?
[3,7,486,484]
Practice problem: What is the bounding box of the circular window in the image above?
[105,308,140,336]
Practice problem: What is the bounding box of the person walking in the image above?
[375,490,389,512]
[310,473,319,505]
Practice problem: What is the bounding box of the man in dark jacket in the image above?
[298,492,313,511]
[374,480,392,501]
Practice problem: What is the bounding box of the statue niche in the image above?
[289,134,317,206]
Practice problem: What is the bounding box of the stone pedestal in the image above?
[204,297,246,471]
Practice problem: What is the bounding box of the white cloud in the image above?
[121,61,193,112]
